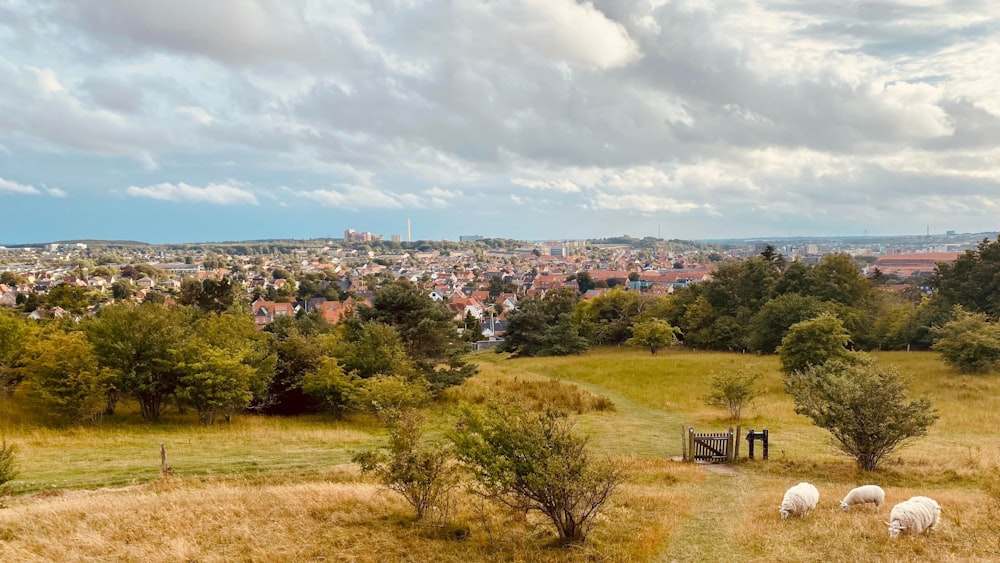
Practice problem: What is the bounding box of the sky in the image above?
[1,0,999,245]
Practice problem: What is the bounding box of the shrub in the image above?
[932,306,1000,374]
[785,359,938,471]
[777,313,856,374]
[451,400,625,543]
[444,376,615,414]
[0,438,16,489]
[704,368,761,421]
[625,319,682,355]
[351,375,432,421]
[353,409,458,521]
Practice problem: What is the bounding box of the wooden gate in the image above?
[682,426,738,463]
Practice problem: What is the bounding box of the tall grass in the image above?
[0,348,998,561]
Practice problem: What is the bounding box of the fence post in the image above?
[726,427,734,461]
[747,429,755,460]
[688,427,695,462]
[763,429,769,460]
[734,425,741,460]
[681,425,687,461]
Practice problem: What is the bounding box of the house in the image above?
[136,277,155,289]
[0,289,17,307]
[250,297,299,329]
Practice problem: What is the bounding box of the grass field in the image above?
[1,348,999,561]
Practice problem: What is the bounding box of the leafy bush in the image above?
[785,359,938,471]
[625,319,682,355]
[0,438,16,489]
[704,368,761,421]
[353,410,457,520]
[351,375,432,420]
[451,400,625,543]
[777,313,857,374]
[932,306,1000,374]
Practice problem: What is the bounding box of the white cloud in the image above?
[176,105,214,125]
[293,184,459,210]
[0,177,40,195]
[46,187,67,197]
[126,182,259,205]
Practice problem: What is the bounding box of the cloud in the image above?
[292,184,459,211]
[175,105,214,125]
[46,187,67,198]
[126,182,259,205]
[0,177,41,195]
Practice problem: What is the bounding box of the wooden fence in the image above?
[682,426,740,463]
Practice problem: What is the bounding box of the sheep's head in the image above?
[779,506,790,520]
[886,520,905,539]
[840,500,849,511]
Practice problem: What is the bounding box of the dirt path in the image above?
[657,469,748,562]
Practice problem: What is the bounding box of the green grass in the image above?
[2,347,999,561]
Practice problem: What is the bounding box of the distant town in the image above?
[1,229,996,335]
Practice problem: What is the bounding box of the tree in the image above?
[574,287,655,345]
[785,359,938,471]
[178,278,237,314]
[0,438,15,490]
[777,313,856,374]
[301,358,358,416]
[932,306,1000,374]
[175,312,276,424]
[451,401,625,543]
[0,310,30,397]
[354,409,458,520]
[46,283,92,315]
[932,236,1000,318]
[84,302,194,421]
[575,271,596,294]
[748,294,827,354]
[110,280,133,300]
[499,289,588,357]
[807,253,871,307]
[337,321,414,380]
[704,368,762,421]
[21,329,110,425]
[625,319,681,355]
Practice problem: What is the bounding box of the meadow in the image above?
[1,348,998,562]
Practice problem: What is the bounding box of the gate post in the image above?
[762,429,769,460]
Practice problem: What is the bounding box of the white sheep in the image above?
[779,482,819,519]
[886,496,941,538]
[840,485,885,511]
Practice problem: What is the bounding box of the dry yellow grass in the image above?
[1,348,998,561]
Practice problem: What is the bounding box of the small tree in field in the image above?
[0,438,16,490]
[626,319,682,355]
[704,368,762,421]
[353,409,458,521]
[778,313,856,374]
[785,359,938,471]
[451,401,625,543]
[932,306,1000,374]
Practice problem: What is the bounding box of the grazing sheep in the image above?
[779,482,819,519]
[886,496,941,538]
[840,485,885,511]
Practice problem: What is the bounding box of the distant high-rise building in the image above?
[391,234,402,243]
[460,235,485,242]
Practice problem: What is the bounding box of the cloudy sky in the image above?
[1,0,998,244]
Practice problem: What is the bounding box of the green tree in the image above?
[778,313,856,374]
[748,293,826,354]
[932,236,1000,318]
[0,438,15,490]
[625,319,681,355]
[500,289,588,357]
[84,302,194,421]
[575,271,596,293]
[46,283,91,315]
[178,278,237,314]
[110,280,133,300]
[704,368,762,421]
[301,358,359,416]
[807,253,871,307]
[354,409,458,520]
[932,306,1000,374]
[451,401,625,543]
[785,359,938,471]
[0,310,30,397]
[175,312,276,424]
[574,287,654,345]
[21,329,110,425]
[0,271,25,286]
[337,321,414,379]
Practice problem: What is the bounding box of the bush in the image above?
[444,376,615,414]
[352,375,432,421]
[0,438,16,489]
[704,368,761,421]
[932,306,1000,374]
[778,313,856,374]
[785,359,938,471]
[625,319,682,355]
[451,400,625,543]
[353,409,457,520]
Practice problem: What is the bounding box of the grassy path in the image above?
[657,470,746,562]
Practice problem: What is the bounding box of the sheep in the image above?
[840,485,885,511]
[886,496,941,538]
[779,482,819,519]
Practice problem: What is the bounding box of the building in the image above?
[870,252,960,277]
[460,235,485,242]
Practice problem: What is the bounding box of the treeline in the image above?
[0,280,475,426]
[500,238,1000,372]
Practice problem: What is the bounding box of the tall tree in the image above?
[777,313,856,374]
[932,236,1000,318]
[0,310,30,398]
[84,302,194,421]
[21,328,110,425]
